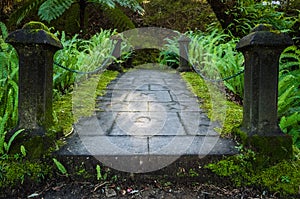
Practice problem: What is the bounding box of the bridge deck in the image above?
[57,69,237,172]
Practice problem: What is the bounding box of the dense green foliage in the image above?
[53,29,117,96]
[187,30,244,96]
[278,46,300,148]
[0,22,20,153]
[141,0,216,32]
[9,0,143,25]
[225,0,297,37]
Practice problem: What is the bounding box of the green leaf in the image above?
[53,158,68,176]
[20,145,26,157]
[4,129,24,153]
[96,164,102,181]
[8,0,45,25]
[38,0,75,22]
[0,22,8,39]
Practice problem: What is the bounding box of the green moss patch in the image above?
[181,72,243,136]
[205,147,300,196]
[51,70,119,136]
[0,159,51,190]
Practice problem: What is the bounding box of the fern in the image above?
[38,0,75,22]
[0,22,19,155]
[3,129,24,154]
[0,22,8,39]
[8,0,45,25]
[102,6,135,31]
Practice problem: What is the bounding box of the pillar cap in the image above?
[110,34,123,41]
[236,24,293,51]
[5,21,63,49]
[178,35,191,42]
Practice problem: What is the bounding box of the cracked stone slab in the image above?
[179,112,219,136]
[75,115,108,136]
[149,136,237,155]
[149,101,201,112]
[98,101,149,112]
[80,135,149,155]
[125,90,172,102]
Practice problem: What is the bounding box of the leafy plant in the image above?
[0,22,20,153]
[20,145,26,157]
[0,129,24,156]
[158,37,180,69]
[225,0,297,37]
[96,164,107,181]
[278,45,300,148]
[9,0,143,31]
[53,29,119,97]
[53,158,68,176]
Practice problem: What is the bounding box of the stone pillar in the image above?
[178,35,192,72]
[236,24,293,161]
[108,35,123,72]
[6,22,62,135]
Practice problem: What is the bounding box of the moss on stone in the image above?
[51,70,119,136]
[205,147,300,196]
[23,21,50,32]
[232,127,248,143]
[181,72,243,136]
[246,134,293,164]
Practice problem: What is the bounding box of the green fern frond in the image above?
[38,0,75,23]
[102,6,135,31]
[114,0,143,14]
[0,22,8,39]
[0,111,9,136]
[0,131,5,155]
[4,129,24,153]
[88,0,143,13]
[88,0,115,8]
[8,0,45,25]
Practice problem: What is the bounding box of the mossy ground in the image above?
[0,159,51,190]
[205,147,300,196]
[51,70,119,136]
[181,72,243,136]
[181,71,300,196]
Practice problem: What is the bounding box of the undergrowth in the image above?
[205,146,300,196]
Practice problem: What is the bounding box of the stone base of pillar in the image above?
[107,62,123,72]
[177,65,192,72]
[233,128,293,164]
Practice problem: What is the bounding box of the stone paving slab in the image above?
[59,69,237,163]
[58,134,237,156]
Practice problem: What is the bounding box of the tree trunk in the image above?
[79,0,87,31]
[206,0,238,31]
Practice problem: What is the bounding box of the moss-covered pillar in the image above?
[236,24,293,161]
[178,35,192,72]
[6,22,62,135]
[108,35,123,72]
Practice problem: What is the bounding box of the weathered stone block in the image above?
[6,21,62,134]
